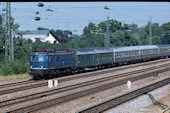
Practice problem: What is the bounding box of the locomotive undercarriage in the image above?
[30,67,75,80]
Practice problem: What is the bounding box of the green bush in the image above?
[2,64,14,76]
[21,62,30,73]
[10,61,29,74]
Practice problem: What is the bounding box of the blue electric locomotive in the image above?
[29,49,75,79]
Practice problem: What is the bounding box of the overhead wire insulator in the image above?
[35,17,41,21]
[46,8,53,12]
[104,6,109,10]
[37,3,44,7]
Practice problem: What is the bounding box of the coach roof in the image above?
[74,47,115,55]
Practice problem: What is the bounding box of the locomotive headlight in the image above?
[41,66,44,68]
[30,66,32,68]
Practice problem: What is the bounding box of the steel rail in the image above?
[0,79,35,89]
[78,78,170,113]
[5,68,170,113]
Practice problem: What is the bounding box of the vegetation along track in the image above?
[4,66,170,113]
[78,78,170,113]
[0,58,169,96]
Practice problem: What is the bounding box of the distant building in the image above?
[14,30,60,44]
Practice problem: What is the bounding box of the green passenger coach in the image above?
[74,48,115,69]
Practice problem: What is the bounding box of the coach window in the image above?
[78,56,80,62]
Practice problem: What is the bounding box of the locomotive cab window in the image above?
[31,55,45,62]
[38,56,44,62]
[30,56,34,62]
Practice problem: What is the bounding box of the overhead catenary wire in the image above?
[8,2,170,34]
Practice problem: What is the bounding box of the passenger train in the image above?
[29,45,170,79]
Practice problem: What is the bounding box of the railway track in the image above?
[4,66,170,113]
[78,78,170,113]
[0,58,169,96]
[1,64,169,107]
[0,79,35,89]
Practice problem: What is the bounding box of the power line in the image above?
[109,8,170,12]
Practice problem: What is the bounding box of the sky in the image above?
[1,2,170,35]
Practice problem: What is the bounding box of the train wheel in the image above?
[33,75,40,80]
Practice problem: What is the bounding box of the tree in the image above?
[161,22,170,32]
[82,22,97,39]
[50,29,73,43]
[37,27,49,30]
[161,22,170,44]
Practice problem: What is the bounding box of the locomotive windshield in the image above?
[30,55,46,62]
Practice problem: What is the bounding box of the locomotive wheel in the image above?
[33,75,40,80]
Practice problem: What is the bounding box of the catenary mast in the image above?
[5,2,14,63]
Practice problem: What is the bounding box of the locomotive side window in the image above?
[54,56,56,61]
[49,56,51,62]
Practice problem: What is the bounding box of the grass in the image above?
[0,73,31,81]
